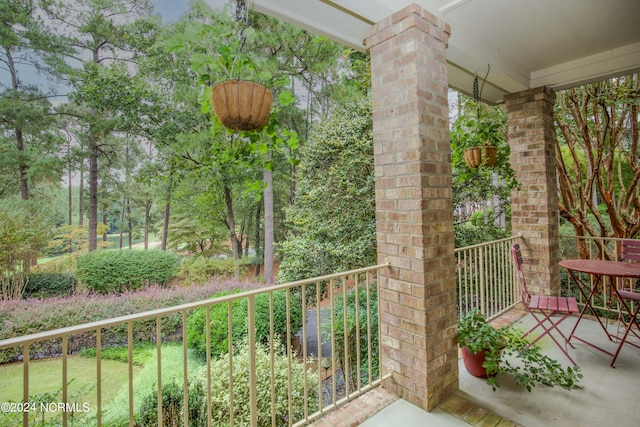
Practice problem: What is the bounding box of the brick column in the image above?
[364,4,458,411]
[505,87,561,295]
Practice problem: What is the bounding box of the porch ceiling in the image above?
[248,0,640,104]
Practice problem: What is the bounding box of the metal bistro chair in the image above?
[512,243,579,365]
[611,239,640,367]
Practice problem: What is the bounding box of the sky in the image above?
[0,0,230,98]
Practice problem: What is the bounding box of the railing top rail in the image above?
[0,262,389,350]
[454,235,521,253]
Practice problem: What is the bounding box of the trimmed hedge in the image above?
[76,249,180,293]
[23,273,76,298]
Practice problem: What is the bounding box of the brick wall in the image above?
[364,4,458,411]
[505,87,561,295]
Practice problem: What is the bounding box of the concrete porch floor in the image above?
[312,308,640,427]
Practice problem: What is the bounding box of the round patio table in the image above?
[560,259,640,366]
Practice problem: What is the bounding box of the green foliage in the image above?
[138,379,207,427]
[555,76,640,241]
[450,92,517,224]
[454,223,510,248]
[80,344,154,366]
[278,97,375,282]
[23,272,76,298]
[329,281,379,390]
[96,345,203,427]
[76,249,180,293]
[457,310,583,392]
[187,289,303,360]
[176,256,250,284]
[0,197,55,300]
[204,339,319,426]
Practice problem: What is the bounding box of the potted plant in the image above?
[457,310,583,391]
[171,2,274,132]
[461,116,501,168]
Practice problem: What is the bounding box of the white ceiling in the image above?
[248,0,640,104]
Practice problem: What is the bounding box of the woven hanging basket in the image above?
[211,80,273,131]
[482,145,497,167]
[464,147,482,168]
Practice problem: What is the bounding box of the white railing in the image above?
[455,236,522,320]
[0,263,388,427]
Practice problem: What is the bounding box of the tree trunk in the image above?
[263,167,275,286]
[88,132,99,252]
[6,47,29,200]
[144,200,151,250]
[254,197,262,278]
[224,184,241,282]
[119,193,126,249]
[16,128,29,200]
[224,185,241,261]
[102,210,108,241]
[127,198,133,249]
[161,175,173,251]
[79,165,84,226]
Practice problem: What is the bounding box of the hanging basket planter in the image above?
[464,147,482,168]
[481,144,497,167]
[211,80,273,131]
[464,144,497,168]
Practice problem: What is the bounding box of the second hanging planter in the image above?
[464,143,496,168]
[211,80,273,131]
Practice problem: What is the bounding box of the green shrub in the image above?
[138,379,206,427]
[76,249,180,293]
[23,272,76,298]
[205,339,318,426]
[176,256,249,285]
[330,281,379,390]
[187,289,304,360]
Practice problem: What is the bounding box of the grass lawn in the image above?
[0,355,142,406]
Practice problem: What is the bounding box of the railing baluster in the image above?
[355,273,361,392]
[269,291,276,427]
[247,295,258,427]
[62,335,67,427]
[23,344,29,427]
[205,306,212,427]
[286,288,293,426]
[96,328,102,427]
[301,284,308,421]
[182,310,188,427]
[156,316,162,426]
[128,322,133,427]
[228,301,234,427]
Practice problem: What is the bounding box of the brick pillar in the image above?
[505,87,561,295]
[364,4,458,411]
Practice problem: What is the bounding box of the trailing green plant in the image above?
[187,288,303,360]
[457,309,583,391]
[76,249,180,293]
